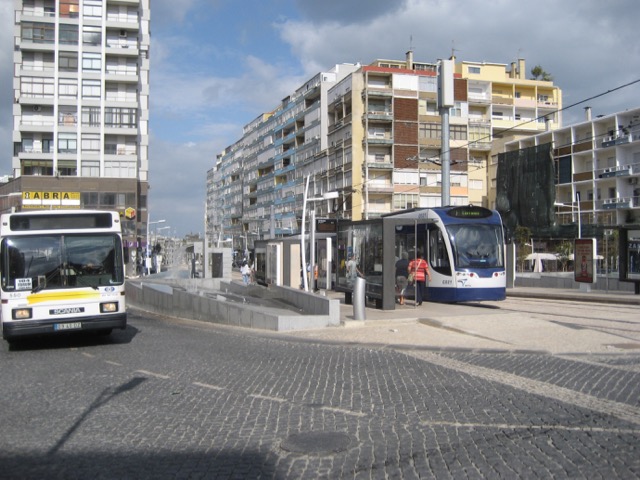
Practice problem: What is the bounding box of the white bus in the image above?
[1,210,127,343]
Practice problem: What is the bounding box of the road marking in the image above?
[105,360,123,366]
[408,351,640,427]
[422,419,640,435]
[249,394,287,403]
[81,352,95,358]
[321,406,367,417]
[135,369,170,380]
[193,381,224,391]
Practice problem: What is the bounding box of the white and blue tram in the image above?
[335,205,506,308]
[412,205,505,303]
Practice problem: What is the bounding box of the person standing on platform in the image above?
[395,251,409,305]
[408,251,431,306]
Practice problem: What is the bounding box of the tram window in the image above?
[429,228,451,275]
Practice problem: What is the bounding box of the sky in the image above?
[1,0,639,237]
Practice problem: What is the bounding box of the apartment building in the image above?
[208,53,562,251]
[5,0,150,276]
[504,106,640,233]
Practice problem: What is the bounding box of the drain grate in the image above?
[280,431,352,455]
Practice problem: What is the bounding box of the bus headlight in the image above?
[100,302,118,313]
[13,308,32,320]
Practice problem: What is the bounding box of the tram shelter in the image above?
[335,209,437,311]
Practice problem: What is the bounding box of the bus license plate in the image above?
[54,322,82,331]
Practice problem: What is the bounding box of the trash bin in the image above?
[353,276,366,320]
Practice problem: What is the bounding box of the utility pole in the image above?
[438,58,454,206]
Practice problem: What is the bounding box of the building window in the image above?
[58,133,77,153]
[82,79,101,99]
[81,106,101,127]
[418,76,437,93]
[81,133,100,152]
[21,77,54,98]
[419,123,441,140]
[57,160,77,176]
[58,24,78,44]
[105,160,136,178]
[104,107,137,128]
[82,191,99,206]
[58,78,78,99]
[82,52,102,72]
[393,193,419,210]
[81,161,100,177]
[83,0,103,18]
[468,66,481,74]
[469,179,483,190]
[450,125,467,141]
[60,0,79,18]
[82,26,102,46]
[21,22,55,44]
[58,106,77,126]
[58,52,78,72]
[22,160,53,176]
[450,102,463,118]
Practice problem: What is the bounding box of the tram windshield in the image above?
[449,224,504,269]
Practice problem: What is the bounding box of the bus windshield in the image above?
[449,224,504,269]
[1,233,124,292]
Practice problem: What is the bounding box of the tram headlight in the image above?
[12,308,32,320]
[100,302,118,313]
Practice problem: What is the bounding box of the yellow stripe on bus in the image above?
[27,290,101,304]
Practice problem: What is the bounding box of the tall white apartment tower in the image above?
[10,0,150,276]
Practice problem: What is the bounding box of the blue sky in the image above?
[1,0,639,236]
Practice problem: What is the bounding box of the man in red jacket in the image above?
[408,251,431,306]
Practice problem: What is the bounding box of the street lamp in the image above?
[301,176,338,292]
[146,218,165,275]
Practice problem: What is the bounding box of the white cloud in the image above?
[278,0,640,124]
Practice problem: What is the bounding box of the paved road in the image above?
[1,299,639,479]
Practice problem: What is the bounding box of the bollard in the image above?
[353,276,366,320]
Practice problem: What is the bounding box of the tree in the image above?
[514,225,532,272]
[531,65,553,81]
[554,240,573,272]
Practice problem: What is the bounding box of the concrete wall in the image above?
[514,273,636,292]
[125,278,340,332]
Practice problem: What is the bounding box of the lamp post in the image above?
[301,176,338,292]
[146,218,165,275]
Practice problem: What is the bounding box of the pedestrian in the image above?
[346,253,362,287]
[408,251,431,306]
[395,251,409,305]
[240,261,251,285]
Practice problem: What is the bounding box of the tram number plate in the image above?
[54,322,82,331]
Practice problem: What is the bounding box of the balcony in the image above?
[601,197,632,209]
[598,165,632,178]
[365,110,392,122]
[364,133,393,145]
[602,134,631,148]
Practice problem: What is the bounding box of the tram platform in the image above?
[143,267,640,355]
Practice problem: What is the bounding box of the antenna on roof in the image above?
[409,34,413,52]
[451,40,459,59]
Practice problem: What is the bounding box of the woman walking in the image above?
[408,251,431,306]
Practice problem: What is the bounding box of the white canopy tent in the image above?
[525,253,558,272]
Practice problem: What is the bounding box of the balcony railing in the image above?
[602,134,632,148]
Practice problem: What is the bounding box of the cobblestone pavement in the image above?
[1,306,639,479]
